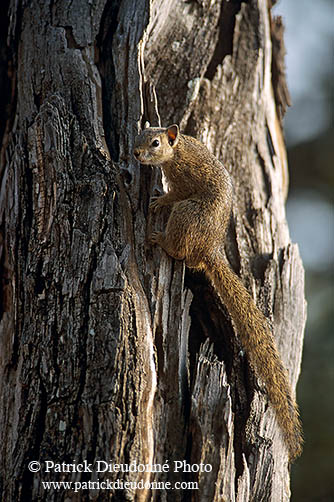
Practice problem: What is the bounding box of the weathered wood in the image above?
[0,1,305,501]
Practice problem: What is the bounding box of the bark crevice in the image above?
[205,0,243,81]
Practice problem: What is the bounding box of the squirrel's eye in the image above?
[151,139,160,147]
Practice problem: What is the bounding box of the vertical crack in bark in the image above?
[0,225,8,321]
[256,139,273,206]
[185,273,254,483]
[96,0,122,162]
[19,372,48,502]
[205,0,243,80]
[0,0,13,161]
[142,81,161,128]
[0,4,17,330]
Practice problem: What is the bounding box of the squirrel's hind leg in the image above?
[150,231,186,261]
[153,200,209,267]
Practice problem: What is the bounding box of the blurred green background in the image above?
[274,1,333,501]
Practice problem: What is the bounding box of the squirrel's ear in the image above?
[167,124,179,146]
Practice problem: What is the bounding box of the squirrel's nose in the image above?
[133,149,140,159]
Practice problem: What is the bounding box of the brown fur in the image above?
[134,124,303,460]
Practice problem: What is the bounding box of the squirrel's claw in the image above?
[149,196,161,212]
[150,231,163,244]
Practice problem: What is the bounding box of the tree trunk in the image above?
[0,1,306,501]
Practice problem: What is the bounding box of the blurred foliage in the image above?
[291,270,334,502]
[286,110,333,500]
[288,127,334,202]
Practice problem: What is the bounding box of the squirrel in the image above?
[133,124,303,461]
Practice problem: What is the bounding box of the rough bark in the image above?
[0,1,306,501]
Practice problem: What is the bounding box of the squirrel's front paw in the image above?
[149,196,162,213]
[150,231,163,245]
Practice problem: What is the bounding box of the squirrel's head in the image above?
[133,124,180,165]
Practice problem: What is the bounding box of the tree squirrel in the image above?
[133,124,303,460]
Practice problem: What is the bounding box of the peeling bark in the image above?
[0,1,305,501]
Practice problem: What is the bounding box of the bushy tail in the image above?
[203,255,303,460]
